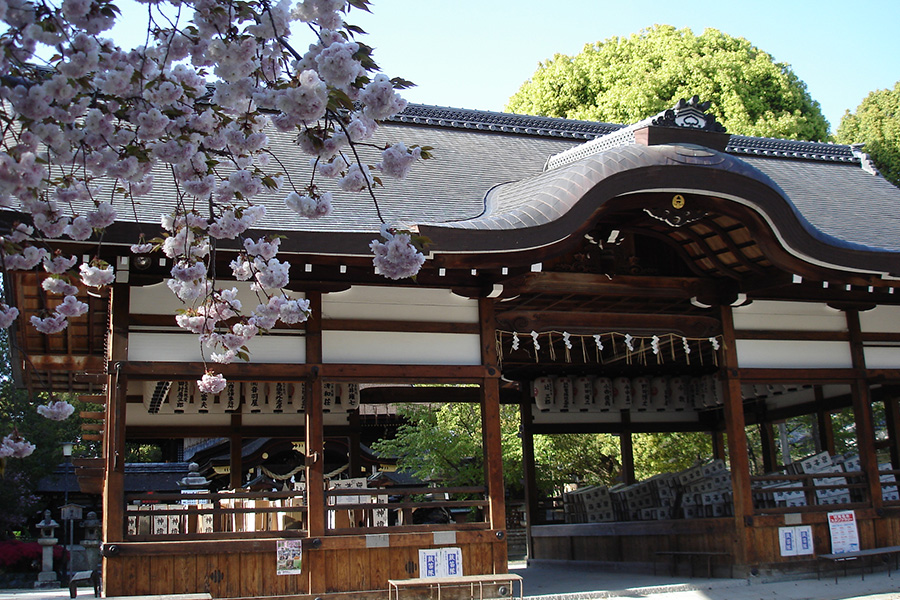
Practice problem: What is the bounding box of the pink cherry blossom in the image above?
[198,372,227,394]
[55,295,89,318]
[36,400,76,421]
[30,314,69,334]
[79,263,115,287]
[43,255,78,274]
[0,304,19,329]
[370,229,426,280]
[0,432,36,458]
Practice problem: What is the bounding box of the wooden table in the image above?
[388,573,523,600]
[818,545,900,583]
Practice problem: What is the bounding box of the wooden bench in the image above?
[654,551,732,578]
[68,569,101,598]
[388,573,523,600]
[818,545,900,583]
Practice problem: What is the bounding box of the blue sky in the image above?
[106,0,899,134]
[349,0,899,133]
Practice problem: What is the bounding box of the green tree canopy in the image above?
[836,81,900,187]
[370,402,524,492]
[506,25,829,141]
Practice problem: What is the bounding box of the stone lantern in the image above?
[35,510,60,589]
[81,511,102,570]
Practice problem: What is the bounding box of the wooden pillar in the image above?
[620,411,635,485]
[759,422,778,473]
[102,284,129,594]
[815,387,836,456]
[719,304,752,568]
[884,396,900,470]
[304,291,326,593]
[478,297,507,573]
[711,431,726,461]
[348,411,363,478]
[229,414,243,489]
[846,309,882,509]
[519,393,538,559]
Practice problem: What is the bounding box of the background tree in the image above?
[371,403,524,493]
[532,433,620,495]
[836,81,900,187]
[506,25,829,141]
[0,330,90,538]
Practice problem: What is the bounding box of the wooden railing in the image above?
[751,470,868,515]
[124,490,308,540]
[325,486,489,535]
[123,486,490,540]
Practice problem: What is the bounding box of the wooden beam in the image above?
[735,330,850,342]
[27,354,105,371]
[114,361,493,383]
[498,273,717,300]
[738,369,862,383]
[885,394,900,472]
[496,310,721,338]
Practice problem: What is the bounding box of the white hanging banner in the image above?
[827,510,860,554]
[779,525,815,556]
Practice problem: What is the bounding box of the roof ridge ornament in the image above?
[650,96,727,133]
[849,143,881,176]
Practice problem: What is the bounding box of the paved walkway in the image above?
[511,560,900,600]
[2,563,899,600]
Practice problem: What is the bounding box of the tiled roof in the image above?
[390,105,620,140]
[3,103,897,272]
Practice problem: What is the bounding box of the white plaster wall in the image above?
[860,305,900,333]
[130,280,305,315]
[735,340,852,368]
[322,331,481,365]
[732,301,847,331]
[128,332,306,362]
[864,346,900,369]
[322,285,478,323]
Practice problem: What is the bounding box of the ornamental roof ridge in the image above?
[389,104,623,140]
[544,96,861,170]
[727,135,858,163]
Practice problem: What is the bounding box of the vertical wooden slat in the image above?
[240,552,262,598]
[150,555,174,595]
[847,309,883,509]
[478,297,507,574]
[172,553,197,594]
[368,546,390,591]
[719,304,751,569]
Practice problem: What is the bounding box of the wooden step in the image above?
[81,434,103,443]
[80,411,105,420]
[81,423,104,432]
[78,394,107,405]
